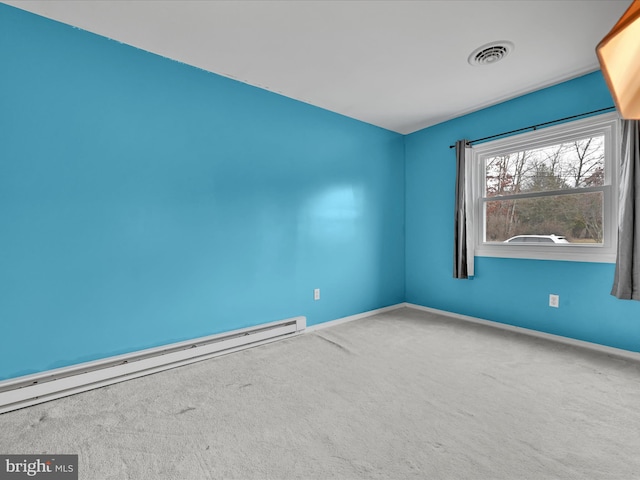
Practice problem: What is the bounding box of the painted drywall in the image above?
[0,4,405,380]
[405,71,640,353]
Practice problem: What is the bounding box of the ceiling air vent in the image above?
[468,41,514,66]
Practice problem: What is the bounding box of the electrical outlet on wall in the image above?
[314,288,320,301]
[549,294,559,308]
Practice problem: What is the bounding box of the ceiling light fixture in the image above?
[597,0,640,119]
[468,41,514,66]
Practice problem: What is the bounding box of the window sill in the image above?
[475,244,616,263]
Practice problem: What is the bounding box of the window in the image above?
[471,112,619,263]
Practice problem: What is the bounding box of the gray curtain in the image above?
[612,120,640,300]
[453,140,469,279]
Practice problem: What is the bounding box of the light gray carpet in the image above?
[2,307,640,479]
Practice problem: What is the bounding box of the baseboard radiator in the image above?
[0,316,306,414]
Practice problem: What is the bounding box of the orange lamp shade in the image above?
[597,0,640,119]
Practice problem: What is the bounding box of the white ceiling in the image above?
[3,0,630,134]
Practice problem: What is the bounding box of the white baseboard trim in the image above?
[0,316,306,414]
[8,300,631,415]
[0,302,407,414]
[0,302,405,414]
[305,303,405,332]
[404,303,640,363]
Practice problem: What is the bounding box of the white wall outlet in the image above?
[549,294,559,308]
[314,288,320,301]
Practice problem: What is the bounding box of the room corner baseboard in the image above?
[8,300,633,416]
[404,303,640,363]
[0,316,306,415]
[304,303,405,332]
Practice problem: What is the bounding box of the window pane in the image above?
[484,191,604,244]
[485,136,605,197]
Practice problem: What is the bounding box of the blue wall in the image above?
[3,5,639,383]
[0,5,405,380]
[405,71,640,353]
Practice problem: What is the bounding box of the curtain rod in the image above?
[448,106,616,149]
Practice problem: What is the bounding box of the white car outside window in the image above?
[504,234,570,244]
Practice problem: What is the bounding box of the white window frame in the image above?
[470,112,620,263]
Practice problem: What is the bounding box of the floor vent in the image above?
[0,316,306,414]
